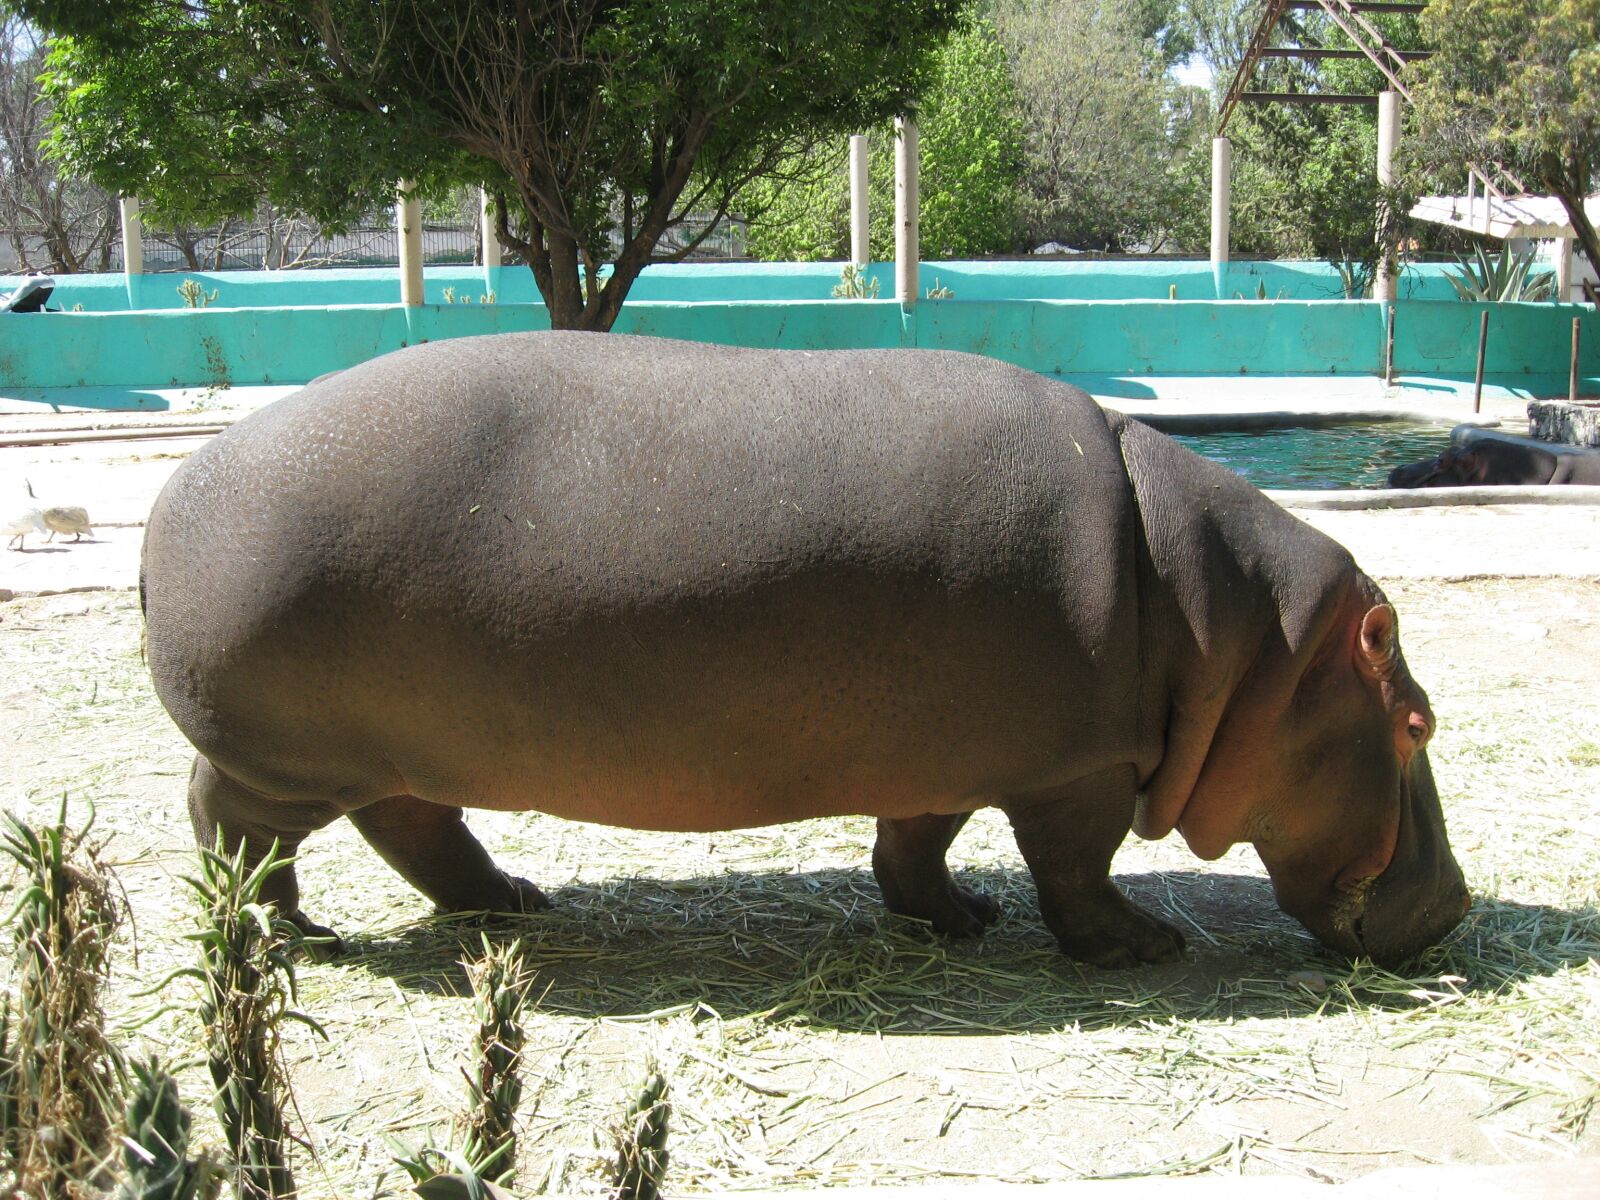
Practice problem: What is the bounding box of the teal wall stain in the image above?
[0,264,1590,392]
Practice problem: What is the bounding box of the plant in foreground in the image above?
[612,1066,670,1200]
[0,804,124,1198]
[179,841,322,1200]
[112,1057,222,1200]
[394,935,537,1198]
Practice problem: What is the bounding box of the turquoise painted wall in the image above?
[3,294,1594,391]
[2,258,1486,312]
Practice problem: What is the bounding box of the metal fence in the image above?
[99,213,748,273]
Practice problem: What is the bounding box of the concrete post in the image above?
[1556,237,1574,303]
[396,181,424,306]
[1209,137,1230,299]
[119,196,143,276]
[479,187,502,269]
[1374,90,1400,302]
[849,135,870,266]
[894,117,919,308]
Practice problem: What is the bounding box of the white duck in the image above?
[6,480,49,550]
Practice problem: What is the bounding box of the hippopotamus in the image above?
[1387,425,1600,487]
[141,332,1469,968]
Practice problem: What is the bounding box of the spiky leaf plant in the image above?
[460,936,537,1186]
[0,804,124,1199]
[1447,243,1558,302]
[112,1057,222,1200]
[180,841,323,1200]
[612,1068,670,1200]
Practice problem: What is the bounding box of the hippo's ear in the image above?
[1357,604,1399,683]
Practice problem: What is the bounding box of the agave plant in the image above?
[1446,243,1557,302]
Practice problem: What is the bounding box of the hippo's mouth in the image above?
[1326,874,1378,956]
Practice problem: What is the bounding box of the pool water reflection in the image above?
[1170,423,1453,490]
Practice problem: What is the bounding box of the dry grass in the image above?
[0,580,1596,1195]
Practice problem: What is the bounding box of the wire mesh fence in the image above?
[86,212,748,273]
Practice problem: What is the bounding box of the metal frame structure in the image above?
[1216,0,1430,135]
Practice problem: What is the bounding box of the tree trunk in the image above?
[1557,191,1600,299]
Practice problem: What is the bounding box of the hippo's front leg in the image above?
[1002,765,1187,968]
[347,795,550,916]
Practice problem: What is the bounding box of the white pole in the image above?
[1556,237,1574,303]
[1210,137,1231,299]
[1375,89,1400,302]
[479,187,502,269]
[119,196,143,277]
[849,135,870,266]
[396,180,424,306]
[895,117,919,308]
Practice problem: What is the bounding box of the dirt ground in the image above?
[1,569,1597,1196]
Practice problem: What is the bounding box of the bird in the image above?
[43,505,93,543]
[6,480,48,551]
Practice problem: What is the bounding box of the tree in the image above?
[0,14,116,272]
[991,0,1203,252]
[742,14,1024,263]
[11,0,966,329]
[1407,0,1600,280]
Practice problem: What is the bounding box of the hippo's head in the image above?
[1386,447,1479,488]
[1165,594,1470,967]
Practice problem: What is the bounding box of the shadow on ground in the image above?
[337,866,1596,1034]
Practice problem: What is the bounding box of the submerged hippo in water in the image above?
[1388,425,1600,487]
[142,333,1469,968]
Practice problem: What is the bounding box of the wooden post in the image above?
[479,187,502,270]
[1556,237,1574,303]
[894,117,919,308]
[1473,308,1489,414]
[396,181,424,306]
[1571,317,1581,403]
[1210,137,1231,299]
[849,135,869,266]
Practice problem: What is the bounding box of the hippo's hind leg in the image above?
[347,795,549,916]
[873,811,1002,936]
[1002,765,1186,968]
[188,753,343,941]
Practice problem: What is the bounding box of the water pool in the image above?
[1168,422,1453,490]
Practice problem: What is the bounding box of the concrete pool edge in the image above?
[1272,485,1600,509]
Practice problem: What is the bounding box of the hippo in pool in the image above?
[141,333,1469,968]
[1388,425,1600,488]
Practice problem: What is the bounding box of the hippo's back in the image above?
[143,332,1142,829]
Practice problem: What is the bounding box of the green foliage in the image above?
[176,279,217,309]
[0,803,123,1198]
[993,0,1205,252]
[831,262,880,298]
[743,14,1024,261]
[113,1058,222,1200]
[1445,243,1558,301]
[612,1067,670,1200]
[460,937,536,1187]
[1407,0,1600,278]
[19,0,966,328]
[178,841,323,1200]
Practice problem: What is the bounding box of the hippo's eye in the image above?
[1407,714,1430,744]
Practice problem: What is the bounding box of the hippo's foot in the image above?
[1047,886,1186,969]
[873,811,999,937]
[431,871,551,917]
[283,910,345,962]
[880,873,1002,938]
